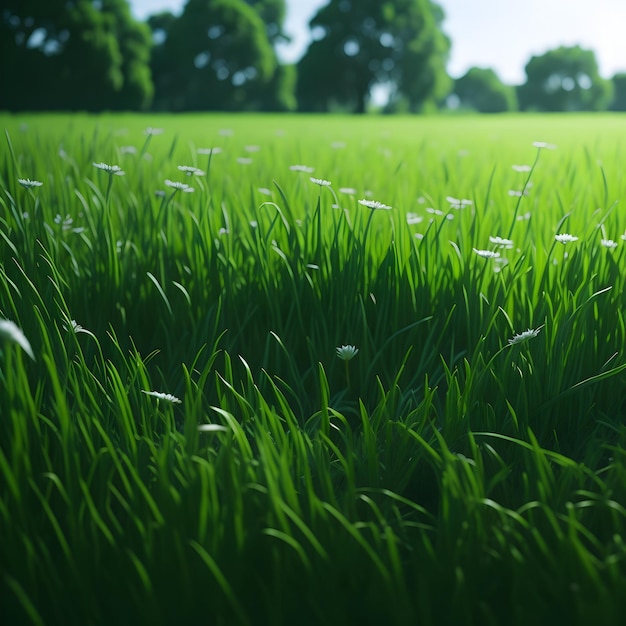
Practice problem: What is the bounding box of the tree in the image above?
[517,46,613,112]
[453,67,517,113]
[0,0,153,111]
[609,73,626,111]
[242,0,287,45]
[241,0,296,111]
[149,0,277,111]
[296,0,451,114]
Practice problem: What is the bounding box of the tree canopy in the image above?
[517,45,613,112]
[149,0,291,111]
[609,73,626,112]
[454,67,517,113]
[0,0,153,111]
[296,0,451,113]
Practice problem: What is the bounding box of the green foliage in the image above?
[296,0,451,113]
[1,113,626,624]
[518,45,613,112]
[0,0,153,111]
[609,73,626,112]
[454,67,518,113]
[242,0,287,44]
[149,0,283,112]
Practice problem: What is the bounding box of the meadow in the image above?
[1,112,625,625]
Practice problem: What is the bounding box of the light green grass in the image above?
[1,113,626,625]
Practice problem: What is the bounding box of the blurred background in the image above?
[1,0,625,113]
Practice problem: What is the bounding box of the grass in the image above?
[1,112,626,625]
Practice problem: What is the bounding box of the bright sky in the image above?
[129,0,626,84]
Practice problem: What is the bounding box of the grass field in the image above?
[1,112,626,625]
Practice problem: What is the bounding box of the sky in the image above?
[129,0,626,85]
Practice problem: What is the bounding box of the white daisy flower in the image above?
[532,141,556,150]
[512,164,531,172]
[18,178,43,188]
[289,164,314,172]
[358,199,392,210]
[489,236,514,248]
[406,212,423,225]
[473,248,500,259]
[601,239,618,249]
[144,127,164,136]
[165,179,194,192]
[177,165,205,176]
[142,390,182,404]
[339,187,357,195]
[555,233,578,244]
[198,424,228,433]
[508,327,542,346]
[198,147,221,155]
[93,162,125,176]
[310,177,331,186]
[336,345,359,361]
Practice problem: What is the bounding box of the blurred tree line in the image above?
[1,0,625,113]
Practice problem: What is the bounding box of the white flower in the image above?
[165,179,194,192]
[0,319,35,360]
[144,127,164,136]
[18,178,43,188]
[289,164,314,172]
[120,146,137,155]
[508,327,542,346]
[358,199,392,210]
[310,177,332,186]
[219,128,234,136]
[621,232,626,242]
[177,165,205,176]
[93,162,125,176]
[198,424,228,433]
[63,319,95,337]
[257,187,272,196]
[489,236,514,248]
[237,157,253,165]
[339,187,357,195]
[601,239,618,249]
[142,390,182,404]
[532,141,556,150]
[198,147,221,155]
[473,248,500,259]
[512,164,531,172]
[446,196,472,209]
[54,214,74,231]
[555,233,578,244]
[245,145,260,152]
[406,212,423,225]
[336,345,359,361]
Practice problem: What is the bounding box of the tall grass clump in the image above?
[1,112,626,625]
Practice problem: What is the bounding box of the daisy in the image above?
[18,178,43,188]
[93,162,125,176]
[165,179,194,192]
[142,390,182,404]
[508,327,542,346]
[555,233,578,244]
[473,249,500,259]
[358,199,392,210]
